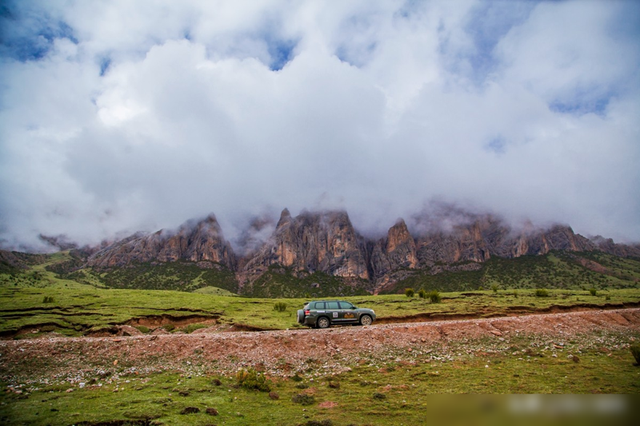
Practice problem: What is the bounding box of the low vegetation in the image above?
[1,340,639,425]
[0,284,639,338]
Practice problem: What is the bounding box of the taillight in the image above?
[304,310,310,315]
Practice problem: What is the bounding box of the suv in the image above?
[297,300,376,329]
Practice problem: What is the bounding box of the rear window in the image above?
[326,301,339,309]
[313,302,325,309]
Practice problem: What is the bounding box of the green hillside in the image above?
[384,251,640,294]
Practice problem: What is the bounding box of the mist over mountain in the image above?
[1,1,639,252]
[65,206,638,296]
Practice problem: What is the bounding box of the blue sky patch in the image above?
[442,2,536,85]
[99,57,112,76]
[549,96,610,116]
[484,136,507,155]
[0,3,78,62]
[268,38,297,71]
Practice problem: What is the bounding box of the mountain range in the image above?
[47,207,636,296]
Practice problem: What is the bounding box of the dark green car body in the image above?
[297,300,376,328]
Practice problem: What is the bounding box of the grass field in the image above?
[1,338,638,425]
[1,284,639,338]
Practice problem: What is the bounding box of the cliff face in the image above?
[83,207,637,294]
[87,215,236,270]
[238,209,370,285]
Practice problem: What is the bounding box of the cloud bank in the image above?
[1,0,639,251]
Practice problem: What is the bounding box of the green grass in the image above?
[1,342,638,425]
[386,251,640,294]
[1,285,638,338]
[246,264,372,298]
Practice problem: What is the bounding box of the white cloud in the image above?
[1,0,639,251]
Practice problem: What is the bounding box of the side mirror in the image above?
[351,306,357,310]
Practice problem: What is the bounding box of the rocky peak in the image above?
[276,208,292,229]
[87,215,235,270]
[238,209,370,285]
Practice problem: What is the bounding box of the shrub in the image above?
[185,324,208,334]
[405,288,415,298]
[513,290,519,298]
[236,368,271,392]
[42,296,54,303]
[491,284,499,293]
[273,302,287,312]
[292,393,315,406]
[589,288,597,296]
[605,295,611,301]
[372,392,387,401]
[535,289,549,298]
[418,289,426,299]
[134,325,149,334]
[630,344,640,366]
[163,324,175,332]
[427,290,441,303]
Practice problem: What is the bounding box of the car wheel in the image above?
[360,315,373,326]
[296,309,305,324]
[317,317,330,329]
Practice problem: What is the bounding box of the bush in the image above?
[491,284,499,293]
[292,393,315,405]
[535,288,549,298]
[418,289,426,299]
[372,392,387,401]
[405,288,415,298]
[134,325,149,334]
[427,290,441,303]
[589,288,597,296]
[630,344,640,366]
[163,324,175,332]
[236,368,271,392]
[185,324,208,334]
[273,302,287,312]
[42,296,54,303]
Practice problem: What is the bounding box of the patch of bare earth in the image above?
[1,309,639,387]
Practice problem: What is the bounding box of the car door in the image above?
[338,301,357,323]
[325,301,340,322]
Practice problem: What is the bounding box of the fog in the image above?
[1,0,639,251]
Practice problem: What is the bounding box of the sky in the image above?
[1,0,639,251]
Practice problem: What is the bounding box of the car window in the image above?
[339,302,354,309]
[313,302,325,310]
[326,301,339,309]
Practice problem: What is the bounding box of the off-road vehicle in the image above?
[296,300,376,329]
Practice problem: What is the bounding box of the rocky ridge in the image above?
[78,208,640,294]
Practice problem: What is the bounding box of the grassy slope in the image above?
[387,251,640,294]
[1,285,639,337]
[1,340,638,425]
[0,249,639,336]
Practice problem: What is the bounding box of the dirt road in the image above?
[1,308,639,386]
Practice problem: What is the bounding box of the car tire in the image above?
[296,309,305,324]
[359,315,373,326]
[317,317,330,329]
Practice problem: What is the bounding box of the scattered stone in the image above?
[269,391,280,400]
[206,407,219,416]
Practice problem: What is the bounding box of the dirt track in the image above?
[1,308,639,386]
